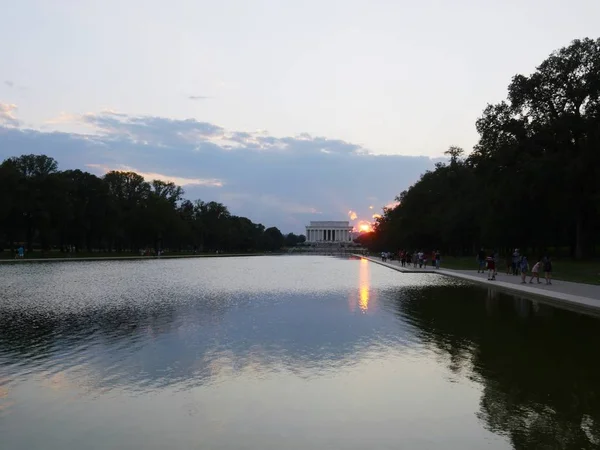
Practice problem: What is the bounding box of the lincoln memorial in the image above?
[305,221,353,243]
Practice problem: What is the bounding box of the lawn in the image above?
[440,256,600,285]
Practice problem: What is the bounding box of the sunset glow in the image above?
[358,223,373,233]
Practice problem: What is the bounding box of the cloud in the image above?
[45,112,86,125]
[219,193,319,215]
[80,111,224,147]
[0,102,20,127]
[85,164,223,187]
[4,81,14,88]
[188,95,211,101]
[0,109,440,232]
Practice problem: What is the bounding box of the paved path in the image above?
[359,255,600,314]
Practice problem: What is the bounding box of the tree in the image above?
[151,180,184,206]
[444,145,464,165]
[263,227,284,251]
[1,155,290,255]
[0,160,22,249]
[366,38,600,259]
[7,154,58,178]
[284,233,305,247]
[1,155,60,251]
[507,38,600,258]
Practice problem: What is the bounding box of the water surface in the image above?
[1,256,599,449]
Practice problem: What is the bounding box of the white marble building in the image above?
[305,221,353,243]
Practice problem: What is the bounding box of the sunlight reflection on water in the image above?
[2,255,597,449]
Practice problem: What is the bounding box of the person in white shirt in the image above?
[529,259,542,284]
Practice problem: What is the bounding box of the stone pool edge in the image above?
[356,254,600,316]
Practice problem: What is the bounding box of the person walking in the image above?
[544,256,553,285]
[435,250,441,269]
[529,259,542,284]
[477,248,486,273]
[512,249,520,275]
[486,254,496,280]
[520,256,529,284]
[493,250,499,278]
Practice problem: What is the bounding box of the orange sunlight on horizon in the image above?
[358,223,373,233]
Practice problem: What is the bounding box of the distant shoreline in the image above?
[0,252,280,264]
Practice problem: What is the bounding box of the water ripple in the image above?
[1,256,599,449]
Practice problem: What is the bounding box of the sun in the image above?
[358,223,373,233]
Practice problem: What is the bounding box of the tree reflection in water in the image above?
[393,285,600,449]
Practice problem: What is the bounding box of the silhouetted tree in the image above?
[367,38,600,259]
[0,158,289,254]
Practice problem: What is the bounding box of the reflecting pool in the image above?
[1,256,599,449]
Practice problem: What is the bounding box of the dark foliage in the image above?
[0,155,298,253]
[366,38,600,258]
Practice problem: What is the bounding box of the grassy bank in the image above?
[439,256,600,285]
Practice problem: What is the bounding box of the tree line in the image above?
[0,154,306,254]
[365,38,600,259]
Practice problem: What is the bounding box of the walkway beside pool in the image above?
[358,255,600,314]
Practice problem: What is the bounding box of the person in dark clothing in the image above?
[512,249,520,275]
[544,256,553,285]
[477,248,486,273]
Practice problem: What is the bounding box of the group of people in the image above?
[509,249,553,285]
[477,248,553,285]
[396,250,441,269]
[380,251,392,262]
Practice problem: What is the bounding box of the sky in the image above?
[1,0,599,233]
